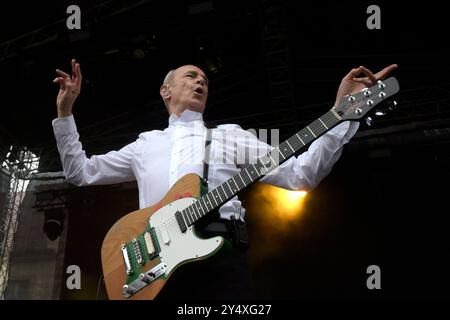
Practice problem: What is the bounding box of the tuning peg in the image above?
[374,110,386,117]
[387,100,398,111]
[365,116,373,126]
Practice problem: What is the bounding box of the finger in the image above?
[71,59,77,80]
[52,77,64,83]
[375,64,398,80]
[352,77,373,86]
[359,66,377,82]
[53,77,67,88]
[73,64,82,87]
[347,66,363,78]
[75,63,82,82]
[56,69,70,78]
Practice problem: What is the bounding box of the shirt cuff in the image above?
[52,115,77,138]
[326,121,359,142]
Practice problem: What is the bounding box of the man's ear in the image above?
[160,84,170,100]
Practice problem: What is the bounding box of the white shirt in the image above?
[52,109,359,221]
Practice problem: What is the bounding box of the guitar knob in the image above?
[365,116,373,126]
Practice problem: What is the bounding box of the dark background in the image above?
[1,0,449,299]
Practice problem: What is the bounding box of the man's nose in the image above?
[195,77,205,86]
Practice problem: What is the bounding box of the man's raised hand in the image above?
[53,59,82,117]
[334,64,398,108]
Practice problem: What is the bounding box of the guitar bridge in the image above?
[122,262,167,298]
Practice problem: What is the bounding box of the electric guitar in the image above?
[101,77,400,299]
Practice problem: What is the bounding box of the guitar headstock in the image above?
[334,77,400,121]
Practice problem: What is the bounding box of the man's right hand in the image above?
[53,59,82,117]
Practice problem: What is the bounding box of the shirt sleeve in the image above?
[52,115,137,186]
[236,121,359,191]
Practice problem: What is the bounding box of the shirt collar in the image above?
[168,109,204,126]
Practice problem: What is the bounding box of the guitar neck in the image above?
[179,108,342,226]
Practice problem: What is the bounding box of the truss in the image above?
[0,147,39,299]
[0,0,153,63]
[258,0,296,110]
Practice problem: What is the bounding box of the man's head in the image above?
[160,65,209,116]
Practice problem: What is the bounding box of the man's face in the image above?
[164,65,209,114]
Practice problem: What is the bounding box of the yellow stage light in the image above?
[274,189,307,212]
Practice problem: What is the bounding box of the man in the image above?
[52,60,397,299]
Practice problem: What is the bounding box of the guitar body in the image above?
[101,173,224,300]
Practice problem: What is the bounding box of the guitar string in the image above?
[146,110,338,237]
[128,91,391,271]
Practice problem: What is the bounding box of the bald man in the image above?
[52,60,397,299]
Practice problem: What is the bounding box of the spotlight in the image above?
[271,187,308,215]
[282,190,307,208]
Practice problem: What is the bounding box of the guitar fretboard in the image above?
[175,109,342,231]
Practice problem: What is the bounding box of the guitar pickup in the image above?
[121,244,132,275]
[144,232,155,256]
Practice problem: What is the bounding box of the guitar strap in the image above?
[201,126,249,250]
[202,127,213,186]
[195,126,222,233]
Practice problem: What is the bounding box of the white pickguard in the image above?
[149,198,224,276]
